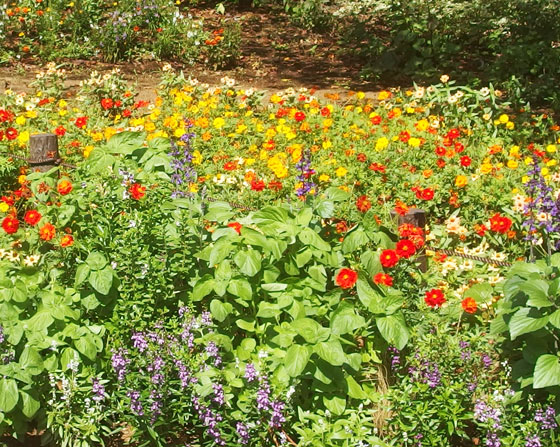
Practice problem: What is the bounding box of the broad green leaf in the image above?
[534,354,560,388]
[509,308,549,340]
[284,345,310,377]
[193,275,215,301]
[210,299,232,322]
[295,249,313,268]
[57,205,76,226]
[262,283,287,292]
[315,340,346,366]
[227,279,252,301]
[524,279,553,308]
[298,227,331,252]
[330,302,366,335]
[549,309,560,329]
[342,227,369,254]
[323,394,346,415]
[26,311,54,332]
[465,282,493,303]
[257,302,281,319]
[361,251,383,276]
[85,252,108,271]
[234,249,262,277]
[346,375,367,399]
[315,200,334,218]
[376,313,409,350]
[19,347,44,376]
[204,202,234,223]
[20,391,40,418]
[0,379,19,412]
[75,264,90,286]
[291,318,325,344]
[88,267,113,295]
[236,319,256,332]
[75,333,99,361]
[356,278,383,313]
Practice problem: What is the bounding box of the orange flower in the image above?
[60,234,74,247]
[461,297,477,314]
[57,179,73,195]
[335,268,358,289]
[129,183,146,200]
[39,223,56,241]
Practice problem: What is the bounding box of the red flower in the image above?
[251,179,266,191]
[101,98,113,110]
[336,268,358,289]
[369,162,386,173]
[460,155,471,167]
[54,125,66,136]
[395,239,416,259]
[57,179,73,195]
[294,111,306,122]
[335,220,348,234]
[356,195,372,213]
[60,234,74,247]
[2,215,19,234]
[6,127,18,140]
[129,183,146,200]
[223,161,238,171]
[373,272,393,287]
[435,146,446,156]
[356,152,367,163]
[75,116,88,129]
[370,115,382,125]
[474,223,487,237]
[320,107,330,117]
[419,188,434,201]
[454,142,465,153]
[380,249,399,268]
[227,222,242,234]
[446,128,460,140]
[436,158,446,168]
[24,210,41,226]
[268,180,283,191]
[399,131,410,142]
[122,109,132,118]
[461,297,477,314]
[489,213,512,234]
[39,222,56,241]
[425,289,446,308]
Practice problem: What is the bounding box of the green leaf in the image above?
[533,354,560,388]
[257,302,281,318]
[342,227,369,254]
[227,279,252,301]
[330,302,366,335]
[0,379,19,412]
[356,278,383,313]
[75,264,90,286]
[315,200,335,218]
[549,309,560,329]
[346,375,367,399]
[322,394,346,415]
[234,249,262,277]
[204,202,234,223]
[57,205,76,226]
[291,318,325,344]
[315,340,346,366]
[26,311,54,332]
[75,333,99,361]
[262,283,287,292]
[88,267,113,295]
[104,131,145,154]
[465,282,493,303]
[524,279,553,308]
[19,347,44,376]
[284,345,310,377]
[210,299,232,322]
[236,319,256,332]
[298,228,331,252]
[85,252,108,270]
[376,313,409,350]
[193,275,215,301]
[20,391,40,418]
[508,308,549,340]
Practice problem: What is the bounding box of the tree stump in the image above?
[390,208,428,272]
[29,134,59,173]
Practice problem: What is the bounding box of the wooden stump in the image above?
[390,208,428,272]
[29,134,59,173]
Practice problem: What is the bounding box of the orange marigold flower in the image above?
[227,222,242,234]
[336,268,358,289]
[461,297,477,314]
[39,222,56,241]
[57,179,73,195]
[129,183,146,200]
[60,234,74,247]
[373,272,393,287]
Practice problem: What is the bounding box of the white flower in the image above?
[479,87,490,97]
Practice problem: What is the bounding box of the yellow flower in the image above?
[189,183,199,193]
[542,167,549,176]
[58,99,67,108]
[15,115,26,126]
[415,119,429,131]
[356,91,365,100]
[145,122,156,132]
[480,163,493,174]
[507,159,518,169]
[18,175,26,184]
[25,110,38,119]
[17,131,30,145]
[455,175,468,188]
[174,128,185,138]
[498,114,509,124]
[322,140,332,150]
[191,150,203,165]
[0,202,9,213]
[506,121,515,130]
[319,174,330,182]
[521,175,529,183]
[546,144,557,153]
[83,145,94,158]
[375,137,389,151]
[105,128,117,141]
[408,137,421,147]
[335,166,347,177]
[246,158,256,166]
[378,91,391,101]
[546,159,557,167]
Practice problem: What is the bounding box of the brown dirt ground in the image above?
[0,4,386,103]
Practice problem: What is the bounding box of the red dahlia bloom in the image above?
[425,289,446,308]
[101,98,113,110]
[461,297,477,314]
[356,195,372,213]
[294,111,306,122]
[489,213,512,233]
[373,272,393,287]
[75,116,88,129]
[251,179,266,191]
[396,239,416,258]
[6,127,18,140]
[54,125,66,136]
[129,183,146,200]
[370,115,382,125]
[24,210,41,226]
[336,268,358,289]
[2,215,19,234]
[380,249,399,268]
[460,155,471,167]
[420,188,434,200]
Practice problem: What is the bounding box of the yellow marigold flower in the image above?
[105,128,117,141]
[339,185,350,192]
[335,166,347,177]
[286,131,296,140]
[26,110,38,119]
[378,91,391,101]
[260,149,269,161]
[163,116,178,129]
[145,122,156,132]
[213,117,225,129]
[192,150,202,165]
[91,132,104,142]
[291,146,302,163]
[174,128,185,138]
[58,99,67,108]
[17,131,29,144]
[455,175,468,188]
[522,175,529,183]
[507,159,518,169]
[408,137,421,147]
[236,124,247,134]
[356,91,365,100]
[406,107,415,114]
[323,118,333,128]
[392,108,402,117]
[322,140,332,150]
[546,160,557,167]
[524,156,533,165]
[270,94,283,104]
[506,121,515,130]
[83,145,94,158]
[546,144,557,153]
[375,137,389,151]
[189,183,199,193]
[58,109,67,117]
[0,202,9,213]
[15,115,26,126]
[480,163,493,174]
[498,114,509,124]
[319,174,330,182]
[542,167,549,176]
[355,107,363,114]
[415,119,429,131]
[265,128,276,139]
[18,175,26,184]
[246,158,256,166]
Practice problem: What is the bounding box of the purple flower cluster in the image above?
[525,434,542,447]
[459,340,471,361]
[212,383,225,406]
[192,395,225,446]
[523,156,560,250]
[205,341,222,367]
[127,390,144,416]
[269,400,286,428]
[409,358,441,388]
[169,130,197,198]
[111,348,130,382]
[295,147,316,197]
[474,399,502,447]
[0,325,4,344]
[236,422,250,445]
[534,406,558,430]
[388,346,400,370]
[244,363,258,382]
[92,377,106,402]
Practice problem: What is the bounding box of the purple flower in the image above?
[236,422,250,444]
[205,342,222,367]
[212,383,225,405]
[111,348,130,382]
[485,431,501,447]
[92,378,105,402]
[535,406,558,430]
[388,346,400,370]
[269,400,286,428]
[295,147,316,197]
[256,380,271,411]
[481,354,492,369]
[244,363,258,382]
[474,400,502,430]
[0,325,4,344]
[525,434,542,447]
[169,131,197,198]
[131,332,148,352]
[127,390,144,416]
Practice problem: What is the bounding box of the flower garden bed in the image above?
[0,64,559,446]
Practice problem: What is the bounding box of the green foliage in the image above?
[492,254,560,396]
